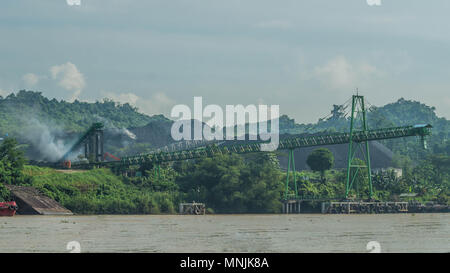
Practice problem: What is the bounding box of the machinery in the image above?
[103,152,120,161]
[50,95,432,201]
[60,122,104,163]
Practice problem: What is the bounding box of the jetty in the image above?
[6,185,73,215]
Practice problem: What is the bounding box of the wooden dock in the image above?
[6,185,73,215]
[179,202,206,215]
[321,201,409,214]
[282,200,302,214]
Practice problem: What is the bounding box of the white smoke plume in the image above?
[20,118,74,161]
[93,115,137,140]
[16,113,136,161]
[121,128,137,140]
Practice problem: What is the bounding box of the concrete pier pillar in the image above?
[283,201,302,214]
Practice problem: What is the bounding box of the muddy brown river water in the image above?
[0,213,448,253]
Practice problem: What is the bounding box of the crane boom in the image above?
[71,123,430,169]
[60,122,104,161]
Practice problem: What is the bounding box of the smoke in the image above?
[15,113,137,161]
[121,128,137,140]
[20,118,73,161]
[93,115,137,142]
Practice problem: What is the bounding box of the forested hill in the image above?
[2,90,448,133]
[279,98,449,136]
[278,98,449,159]
[0,90,448,158]
[0,90,168,135]
[372,98,448,127]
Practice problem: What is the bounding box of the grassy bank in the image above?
[21,165,179,214]
[17,161,449,215]
[2,150,446,215]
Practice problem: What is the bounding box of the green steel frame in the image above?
[345,95,373,199]
[154,164,161,179]
[285,149,297,200]
[69,122,432,172]
[57,96,432,201]
[60,122,104,161]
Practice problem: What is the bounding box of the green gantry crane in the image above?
[64,95,432,201]
[60,122,104,162]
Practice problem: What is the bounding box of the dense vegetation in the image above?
[0,91,448,213]
[0,135,448,213]
[174,154,284,213]
[388,154,450,204]
[1,91,448,160]
[21,166,180,214]
[0,138,29,200]
[0,90,162,135]
[279,98,450,161]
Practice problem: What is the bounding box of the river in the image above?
[0,213,448,253]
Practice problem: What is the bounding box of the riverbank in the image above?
[18,165,180,214]
[1,163,447,215]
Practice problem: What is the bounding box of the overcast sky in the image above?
[0,0,449,123]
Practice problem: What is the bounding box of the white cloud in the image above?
[312,56,380,89]
[254,20,293,30]
[367,0,382,6]
[22,73,40,87]
[102,91,175,116]
[50,62,85,101]
[66,0,81,6]
[0,88,11,97]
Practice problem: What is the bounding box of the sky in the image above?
[0,0,449,123]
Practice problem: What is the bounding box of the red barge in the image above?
[0,201,18,216]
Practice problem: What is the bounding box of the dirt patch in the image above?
[54,169,87,174]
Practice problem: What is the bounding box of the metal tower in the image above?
[84,124,104,162]
[345,95,373,199]
[60,122,104,163]
[284,149,298,200]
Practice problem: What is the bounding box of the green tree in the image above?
[391,153,413,181]
[0,183,10,201]
[409,154,450,201]
[306,148,334,181]
[0,138,28,185]
[176,153,283,213]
